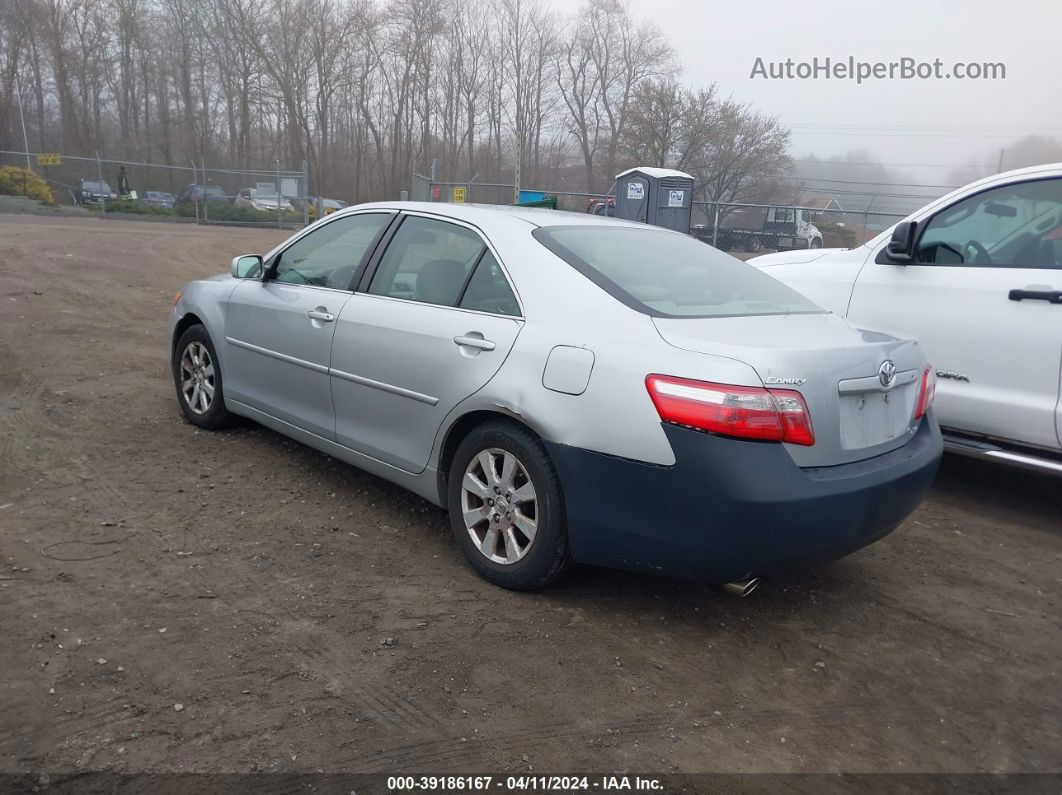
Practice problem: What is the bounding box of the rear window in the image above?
[533,225,823,318]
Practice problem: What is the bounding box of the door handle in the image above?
[1008,288,1062,304]
[307,309,335,322]
[452,335,496,351]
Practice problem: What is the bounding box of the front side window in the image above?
[273,213,390,290]
[534,225,822,318]
[916,178,1062,268]
[368,216,486,306]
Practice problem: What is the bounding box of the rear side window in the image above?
[533,225,822,318]
[369,216,485,306]
[459,251,520,316]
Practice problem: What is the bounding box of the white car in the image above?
[234,188,294,213]
[750,163,1062,475]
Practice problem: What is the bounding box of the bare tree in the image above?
[6,0,792,207]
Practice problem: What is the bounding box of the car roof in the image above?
[347,201,654,230]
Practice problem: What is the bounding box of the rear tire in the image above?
[172,324,234,430]
[447,421,572,590]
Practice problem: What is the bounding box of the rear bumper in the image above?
[545,418,942,582]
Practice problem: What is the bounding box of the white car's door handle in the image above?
[452,335,496,351]
[1008,288,1061,304]
[307,309,335,322]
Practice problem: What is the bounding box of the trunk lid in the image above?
[652,312,926,467]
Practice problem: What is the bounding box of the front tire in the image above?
[172,324,233,430]
[447,421,572,590]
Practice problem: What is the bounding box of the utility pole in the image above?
[997,148,1005,174]
[513,129,524,204]
[14,70,32,169]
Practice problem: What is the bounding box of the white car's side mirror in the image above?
[885,221,918,263]
[231,254,263,279]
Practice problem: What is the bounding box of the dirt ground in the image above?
[0,215,1059,779]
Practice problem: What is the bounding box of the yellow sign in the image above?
[452,186,466,203]
[36,153,61,166]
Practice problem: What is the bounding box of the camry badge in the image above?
[937,370,970,382]
[765,376,807,386]
[878,360,897,389]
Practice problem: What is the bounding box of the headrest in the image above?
[416,259,467,305]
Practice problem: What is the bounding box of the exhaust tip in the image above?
[722,577,761,597]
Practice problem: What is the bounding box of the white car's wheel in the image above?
[447,421,572,590]
[172,325,234,430]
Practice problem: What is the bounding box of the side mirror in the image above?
[231,254,263,279]
[885,221,918,263]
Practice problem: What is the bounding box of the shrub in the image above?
[818,221,858,249]
[84,197,173,215]
[175,200,301,223]
[0,166,54,203]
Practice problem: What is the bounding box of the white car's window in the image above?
[458,251,520,317]
[368,216,485,306]
[274,213,390,290]
[534,225,822,318]
[916,178,1062,268]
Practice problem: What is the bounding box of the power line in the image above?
[788,130,1060,139]
[788,122,1061,131]
[789,186,945,200]
[791,157,999,169]
[782,176,958,189]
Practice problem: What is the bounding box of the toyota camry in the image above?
[169,203,942,591]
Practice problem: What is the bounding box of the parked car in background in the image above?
[142,190,175,210]
[308,197,349,222]
[176,184,229,206]
[73,179,118,206]
[234,188,294,213]
[586,197,615,216]
[170,203,941,591]
[750,163,1062,476]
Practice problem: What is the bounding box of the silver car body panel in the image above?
[171,201,928,507]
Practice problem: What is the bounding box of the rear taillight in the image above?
[645,374,815,446]
[915,365,936,419]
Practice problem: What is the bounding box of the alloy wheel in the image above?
[179,341,215,415]
[461,448,538,565]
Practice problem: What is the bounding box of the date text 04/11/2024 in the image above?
[386,775,665,791]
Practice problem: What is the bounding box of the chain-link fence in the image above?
[691,201,907,252]
[409,170,910,250]
[1,149,310,228]
[411,169,610,213]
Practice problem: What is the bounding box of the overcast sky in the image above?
[622,0,1060,179]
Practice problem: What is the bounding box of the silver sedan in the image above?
[170,203,942,590]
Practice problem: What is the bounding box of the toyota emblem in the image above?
[878,360,897,389]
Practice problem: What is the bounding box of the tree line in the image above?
[0,0,792,204]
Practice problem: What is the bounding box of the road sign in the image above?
[36,153,61,166]
[452,186,466,203]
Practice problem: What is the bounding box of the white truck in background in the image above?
[750,163,1062,476]
[692,206,823,252]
